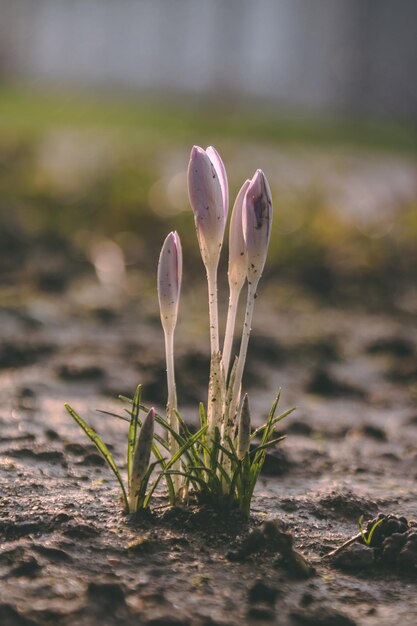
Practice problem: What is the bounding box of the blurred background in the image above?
[0,0,416,414]
[0,0,416,304]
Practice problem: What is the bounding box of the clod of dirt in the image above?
[246,605,275,621]
[0,604,38,626]
[381,526,417,571]
[65,441,114,456]
[362,513,409,548]
[366,337,415,357]
[350,424,387,441]
[0,433,35,444]
[9,555,42,578]
[247,580,280,605]
[7,448,66,465]
[127,534,161,554]
[307,369,365,398]
[0,340,55,369]
[77,452,107,467]
[290,606,357,626]
[145,617,190,626]
[0,546,26,565]
[32,544,72,563]
[227,519,289,561]
[45,428,60,440]
[64,442,89,455]
[57,362,105,381]
[329,514,417,576]
[63,523,100,539]
[157,505,247,538]
[227,520,313,578]
[314,490,378,521]
[87,582,126,608]
[330,542,375,572]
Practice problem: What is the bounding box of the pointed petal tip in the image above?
[190,145,204,159]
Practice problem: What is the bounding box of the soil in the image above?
[0,260,416,626]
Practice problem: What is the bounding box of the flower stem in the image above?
[164,330,181,495]
[207,264,219,355]
[231,281,258,421]
[222,286,240,382]
[128,494,137,514]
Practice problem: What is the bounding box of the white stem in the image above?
[164,330,181,495]
[165,331,176,418]
[128,494,138,514]
[231,281,258,421]
[222,286,240,381]
[207,264,219,355]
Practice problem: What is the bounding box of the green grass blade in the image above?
[64,403,128,510]
[149,439,175,503]
[250,436,286,456]
[118,394,133,404]
[174,408,194,439]
[162,470,208,489]
[358,515,368,544]
[199,403,209,464]
[145,425,207,501]
[96,409,130,422]
[250,407,296,440]
[127,385,141,483]
[197,439,232,486]
[187,466,222,489]
[260,394,281,446]
[366,518,383,546]
[199,402,207,430]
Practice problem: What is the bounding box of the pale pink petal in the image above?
[206,146,229,219]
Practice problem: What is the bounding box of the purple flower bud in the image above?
[243,170,272,284]
[206,146,228,218]
[228,179,250,291]
[187,145,228,269]
[129,407,155,510]
[157,231,182,336]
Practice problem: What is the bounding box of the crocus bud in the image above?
[228,179,250,292]
[129,407,155,511]
[237,394,251,460]
[243,170,272,285]
[187,145,228,270]
[157,231,182,336]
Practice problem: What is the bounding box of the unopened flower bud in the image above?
[228,179,250,292]
[129,407,155,510]
[187,145,228,270]
[157,231,182,336]
[237,394,251,460]
[243,170,272,285]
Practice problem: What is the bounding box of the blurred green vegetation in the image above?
[1,87,417,153]
[0,87,416,311]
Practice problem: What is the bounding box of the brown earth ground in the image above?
[0,102,416,625]
[0,268,416,626]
